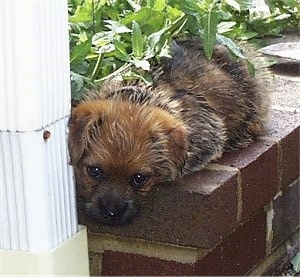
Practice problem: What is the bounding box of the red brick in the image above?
[80,169,238,248]
[195,210,267,276]
[217,140,278,220]
[272,180,300,248]
[281,128,300,189]
[265,109,300,189]
[101,250,196,276]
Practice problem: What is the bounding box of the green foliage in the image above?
[258,0,300,35]
[218,0,300,39]
[68,0,299,99]
[291,251,300,272]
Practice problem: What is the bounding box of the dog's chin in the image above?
[85,203,140,226]
[89,213,137,226]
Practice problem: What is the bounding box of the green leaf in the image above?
[131,20,145,58]
[71,60,89,75]
[165,13,188,36]
[216,34,255,77]
[216,34,246,59]
[237,31,259,40]
[113,40,130,62]
[158,40,172,58]
[70,39,92,63]
[217,21,237,34]
[132,59,150,71]
[70,72,85,100]
[69,0,85,8]
[201,4,219,59]
[226,0,241,12]
[171,0,202,17]
[237,0,254,10]
[126,0,141,11]
[92,32,114,47]
[77,32,89,43]
[122,7,165,34]
[245,60,255,77]
[291,251,300,272]
[99,43,115,54]
[148,0,166,12]
[104,20,132,34]
[69,6,92,23]
[166,6,183,20]
[144,28,167,58]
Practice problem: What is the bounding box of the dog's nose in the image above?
[102,202,128,221]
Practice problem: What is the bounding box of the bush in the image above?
[68,0,299,99]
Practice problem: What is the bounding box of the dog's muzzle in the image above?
[85,192,139,226]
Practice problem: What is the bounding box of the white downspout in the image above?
[0,0,89,275]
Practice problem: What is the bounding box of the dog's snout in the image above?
[86,193,139,225]
[101,201,128,221]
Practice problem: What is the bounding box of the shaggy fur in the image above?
[68,39,270,225]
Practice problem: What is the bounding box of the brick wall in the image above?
[79,108,300,276]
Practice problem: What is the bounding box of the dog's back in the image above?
[82,39,270,174]
[147,40,270,173]
[158,40,270,149]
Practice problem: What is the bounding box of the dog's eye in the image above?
[131,173,149,187]
[87,166,103,181]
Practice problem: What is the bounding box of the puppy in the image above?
[68,40,270,225]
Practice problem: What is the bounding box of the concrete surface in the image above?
[258,33,300,110]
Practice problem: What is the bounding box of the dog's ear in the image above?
[166,125,188,179]
[68,104,102,164]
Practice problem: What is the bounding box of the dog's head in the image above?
[68,99,188,225]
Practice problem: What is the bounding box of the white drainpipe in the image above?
[0,0,89,275]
